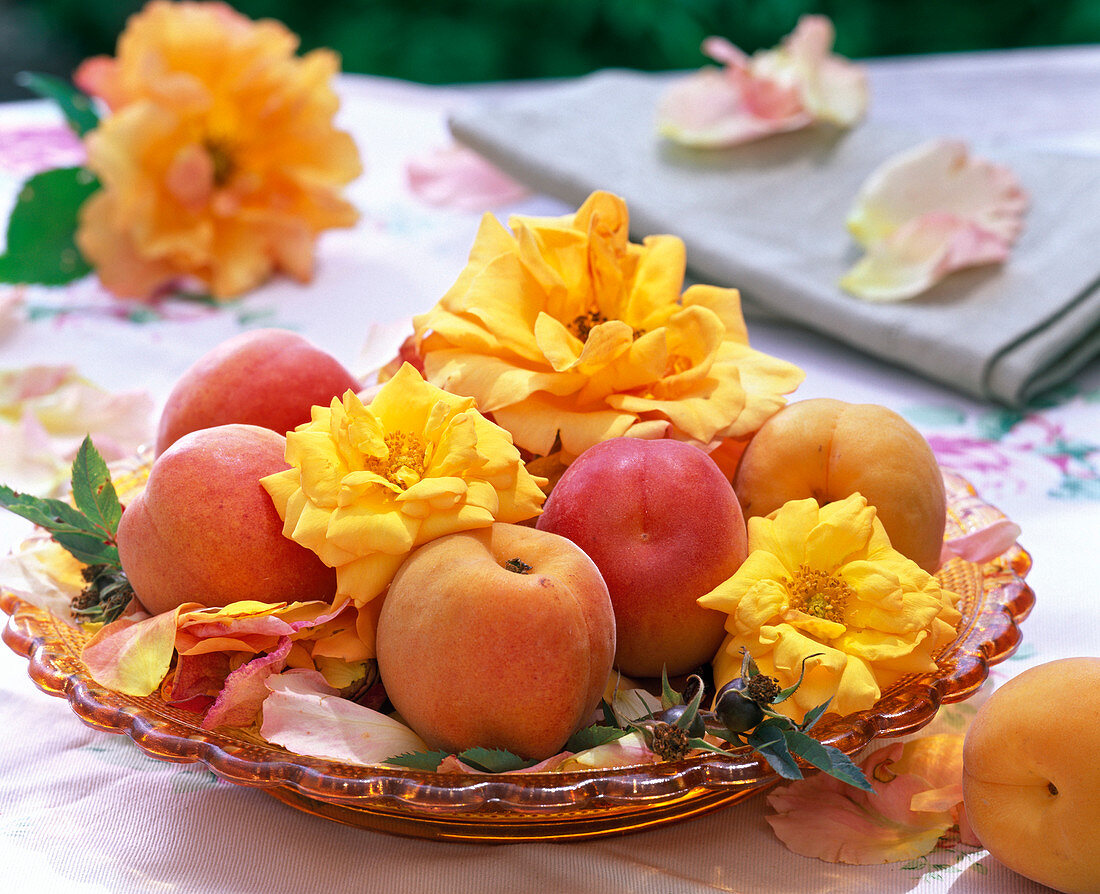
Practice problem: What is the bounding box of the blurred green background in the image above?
[3,0,1100,99]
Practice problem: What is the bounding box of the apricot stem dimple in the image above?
[1048,781,1059,796]
[504,557,533,574]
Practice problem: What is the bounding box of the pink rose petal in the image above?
[259,669,427,765]
[406,145,528,211]
[766,734,969,864]
[941,517,1022,565]
[842,140,1028,301]
[657,16,867,148]
[201,636,293,729]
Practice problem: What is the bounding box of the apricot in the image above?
[155,328,360,454]
[118,424,336,615]
[537,437,748,678]
[733,398,946,573]
[963,658,1100,894]
[375,524,615,761]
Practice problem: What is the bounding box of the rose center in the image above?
[568,309,608,341]
[204,138,235,187]
[785,565,851,623]
[366,431,427,489]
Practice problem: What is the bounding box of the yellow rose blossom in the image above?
[73,0,361,300]
[261,363,546,651]
[699,493,961,722]
[410,190,804,462]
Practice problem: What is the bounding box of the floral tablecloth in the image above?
[2,47,1099,894]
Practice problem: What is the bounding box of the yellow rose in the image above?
[261,364,546,652]
[699,493,961,722]
[74,0,361,299]
[411,190,804,462]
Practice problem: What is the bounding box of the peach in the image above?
[375,523,615,761]
[536,437,748,678]
[118,424,336,615]
[155,328,360,454]
[963,658,1100,894]
[733,398,946,572]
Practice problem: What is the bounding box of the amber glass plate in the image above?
[1,470,1033,842]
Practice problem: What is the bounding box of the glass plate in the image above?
[1,469,1033,842]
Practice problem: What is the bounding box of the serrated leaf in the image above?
[70,436,122,535]
[566,724,629,751]
[383,750,449,771]
[0,167,99,285]
[739,647,761,679]
[15,71,100,136]
[458,747,536,773]
[747,721,803,780]
[783,729,874,791]
[0,482,120,567]
[799,697,833,732]
[51,530,119,566]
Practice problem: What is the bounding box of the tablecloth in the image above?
[2,46,1099,894]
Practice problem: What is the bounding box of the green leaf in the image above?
[660,666,682,708]
[0,167,99,286]
[783,730,874,791]
[747,720,803,780]
[15,71,100,136]
[384,750,448,771]
[567,724,629,751]
[799,697,833,732]
[69,436,122,535]
[51,530,120,566]
[458,747,536,773]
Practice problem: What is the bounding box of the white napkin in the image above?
[449,69,1100,406]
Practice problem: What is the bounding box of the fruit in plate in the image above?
[536,437,748,678]
[155,328,361,454]
[375,523,615,761]
[117,424,337,615]
[962,658,1100,894]
[733,398,946,573]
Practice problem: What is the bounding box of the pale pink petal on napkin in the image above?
[657,16,867,147]
[406,145,528,211]
[842,140,1028,301]
[0,290,23,337]
[260,668,427,764]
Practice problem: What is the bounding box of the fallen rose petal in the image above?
[202,637,294,729]
[260,669,427,765]
[657,16,867,148]
[561,731,659,771]
[766,733,970,864]
[941,518,1022,565]
[406,145,528,211]
[82,606,195,696]
[842,140,1027,301]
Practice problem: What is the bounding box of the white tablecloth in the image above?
[2,46,1099,894]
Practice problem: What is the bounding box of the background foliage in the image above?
[5,0,1100,92]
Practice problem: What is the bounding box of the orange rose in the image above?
[74,1,361,299]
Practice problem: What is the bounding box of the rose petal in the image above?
[842,140,1028,301]
[940,517,1022,565]
[82,606,195,696]
[657,16,867,148]
[259,669,427,765]
[406,144,528,211]
[201,637,294,729]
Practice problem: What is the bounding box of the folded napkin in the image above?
[449,70,1100,406]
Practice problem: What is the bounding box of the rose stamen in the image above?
[365,431,427,489]
[785,565,851,623]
